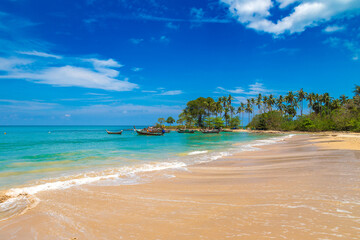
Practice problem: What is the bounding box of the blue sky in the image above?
[0,0,359,125]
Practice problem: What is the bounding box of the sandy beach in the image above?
[0,134,359,239]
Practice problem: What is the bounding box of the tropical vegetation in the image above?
[176,85,360,132]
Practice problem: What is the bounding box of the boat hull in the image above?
[135,130,164,136]
[177,130,196,133]
[106,130,123,135]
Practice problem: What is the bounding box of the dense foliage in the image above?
[247,86,360,132]
[177,95,241,128]
[177,85,360,132]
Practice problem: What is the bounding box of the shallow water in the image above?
[0,126,277,190]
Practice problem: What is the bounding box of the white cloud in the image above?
[83,58,123,77]
[0,99,58,111]
[221,0,360,35]
[0,55,139,91]
[131,67,143,72]
[142,90,157,93]
[64,114,71,117]
[325,37,360,60]
[17,50,62,59]
[217,82,276,96]
[217,86,244,94]
[2,65,138,91]
[246,82,272,95]
[323,25,346,33]
[158,90,183,96]
[0,57,33,71]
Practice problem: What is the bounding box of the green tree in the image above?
[166,117,175,126]
[354,85,360,96]
[297,88,307,116]
[183,97,207,127]
[229,116,241,128]
[158,118,165,125]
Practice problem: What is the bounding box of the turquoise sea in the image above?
[0,126,284,192]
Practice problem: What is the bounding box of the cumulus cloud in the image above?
[221,0,360,35]
[0,55,139,91]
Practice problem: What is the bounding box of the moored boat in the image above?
[106,130,123,135]
[133,126,164,136]
[200,129,220,134]
[221,129,233,132]
[177,129,196,133]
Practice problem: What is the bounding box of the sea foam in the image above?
[0,134,294,220]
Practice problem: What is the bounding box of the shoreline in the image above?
[0,133,291,219]
[1,134,359,239]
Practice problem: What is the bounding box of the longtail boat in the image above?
[221,129,233,132]
[106,130,123,135]
[177,129,196,133]
[200,129,220,134]
[133,127,164,136]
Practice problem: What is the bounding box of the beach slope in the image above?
[0,134,359,239]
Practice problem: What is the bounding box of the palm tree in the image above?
[267,94,275,111]
[263,96,268,113]
[321,93,332,115]
[307,93,316,114]
[340,95,348,106]
[230,105,235,120]
[297,88,307,116]
[276,95,284,115]
[237,104,244,127]
[227,94,234,108]
[240,102,246,126]
[215,98,223,117]
[250,98,255,119]
[256,94,262,114]
[245,103,253,125]
[331,99,341,110]
[285,91,296,106]
[354,85,360,96]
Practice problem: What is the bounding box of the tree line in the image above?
[175,85,360,131]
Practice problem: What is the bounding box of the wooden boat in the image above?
[106,130,123,135]
[135,130,164,136]
[200,129,220,134]
[133,126,164,136]
[177,129,196,133]
[221,129,233,132]
[151,129,170,133]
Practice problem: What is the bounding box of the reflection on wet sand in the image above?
[0,135,359,239]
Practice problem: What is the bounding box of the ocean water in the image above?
[0,126,285,192]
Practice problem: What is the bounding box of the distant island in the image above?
[157,85,360,132]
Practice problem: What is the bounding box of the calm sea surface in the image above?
[0,126,278,190]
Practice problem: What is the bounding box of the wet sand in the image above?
[1,134,360,239]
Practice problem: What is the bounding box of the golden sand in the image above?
[0,135,359,239]
[312,133,360,151]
